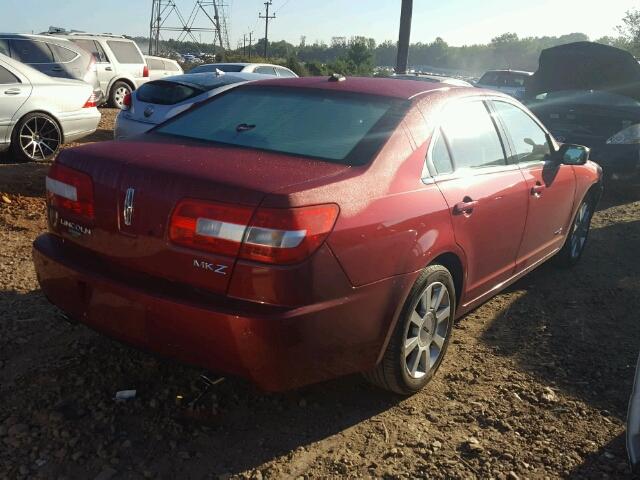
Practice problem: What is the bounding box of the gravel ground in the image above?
[0,108,639,479]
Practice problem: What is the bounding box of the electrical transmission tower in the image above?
[148,0,230,55]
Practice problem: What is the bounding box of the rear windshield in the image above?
[191,64,244,73]
[107,40,143,64]
[137,81,203,105]
[154,87,407,164]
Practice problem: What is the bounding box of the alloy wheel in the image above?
[19,115,61,161]
[113,85,130,109]
[403,281,451,379]
[570,201,591,259]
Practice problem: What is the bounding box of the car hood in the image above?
[526,42,640,102]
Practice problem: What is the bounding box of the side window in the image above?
[71,39,110,62]
[430,130,453,175]
[0,65,20,84]
[479,72,498,86]
[164,60,180,72]
[440,100,506,169]
[147,58,164,70]
[10,40,54,63]
[106,41,143,64]
[255,66,277,75]
[0,40,9,56]
[493,101,551,164]
[276,67,296,78]
[50,44,78,63]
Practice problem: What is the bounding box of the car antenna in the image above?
[215,68,225,76]
[329,73,346,82]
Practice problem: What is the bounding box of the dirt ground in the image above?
[0,108,639,479]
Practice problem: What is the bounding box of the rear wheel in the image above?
[11,112,61,162]
[109,81,131,109]
[364,264,455,395]
[556,193,595,267]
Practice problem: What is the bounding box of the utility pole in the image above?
[395,0,413,74]
[259,1,275,59]
[243,34,247,56]
[248,31,253,58]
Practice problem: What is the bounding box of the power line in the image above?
[259,1,275,58]
[273,0,291,15]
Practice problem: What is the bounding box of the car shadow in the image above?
[567,433,634,479]
[481,218,640,421]
[0,287,403,478]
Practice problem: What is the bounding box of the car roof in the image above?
[158,72,265,88]
[247,76,465,100]
[0,33,73,43]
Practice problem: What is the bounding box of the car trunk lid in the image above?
[51,136,350,294]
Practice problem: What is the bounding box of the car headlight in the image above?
[606,124,640,144]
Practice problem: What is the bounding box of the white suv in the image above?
[45,31,149,108]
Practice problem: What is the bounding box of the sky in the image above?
[1,0,636,48]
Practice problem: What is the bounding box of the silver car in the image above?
[475,70,533,99]
[0,53,100,162]
[0,34,103,104]
[114,72,264,140]
[189,62,297,78]
[392,73,473,87]
[145,55,183,81]
[45,31,149,108]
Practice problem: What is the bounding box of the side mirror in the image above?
[553,143,590,165]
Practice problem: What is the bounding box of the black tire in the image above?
[556,191,596,267]
[10,112,61,162]
[109,81,131,108]
[364,264,456,395]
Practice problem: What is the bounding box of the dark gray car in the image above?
[0,33,103,103]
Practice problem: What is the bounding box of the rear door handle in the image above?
[105,66,112,71]
[51,66,63,72]
[531,183,545,196]
[4,88,20,95]
[453,198,479,215]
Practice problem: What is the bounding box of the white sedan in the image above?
[0,52,100,162]
[114,71,266,140]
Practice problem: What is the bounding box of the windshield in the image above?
[155,86,407,165]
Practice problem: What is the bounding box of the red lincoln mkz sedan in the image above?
[33,77,603,394]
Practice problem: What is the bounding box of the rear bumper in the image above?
[60,109,101,144]
[33,234,415,391]
[114,113,156,140]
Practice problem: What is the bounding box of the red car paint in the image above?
[33,77,602,391]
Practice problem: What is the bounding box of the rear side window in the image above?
[504,74,526,87]
[478,72,499,86]
[440,100,506,169]
[50,44,78,62]
[493,101,551,164]
[164,60,181,72]
[276,67,296,78]
[430,130,453,175]
[0,40,9,56]
[72,39,109,62]
[255,66,276,75]
[10,40,54,63]
[107,41,143,64]
[147,58,164,70]
[137,81,202,105]
[155,87,406,165]
[0,65,19,84]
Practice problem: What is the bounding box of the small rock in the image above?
[540,387,558,403]
[94,467,118,480]
[507,471,520,480]
[432,440,442,450]
[1,195,11,204]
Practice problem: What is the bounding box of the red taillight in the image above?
[169,199,339,265]
[83,92,99,108]
[143,65,149,77]
[46,163,94,220]
[121,92,132,110]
